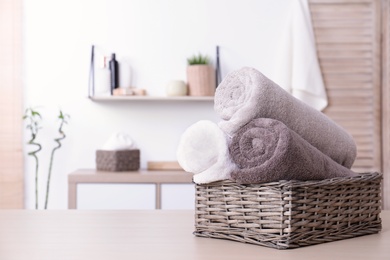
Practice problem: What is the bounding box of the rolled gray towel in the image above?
[215,67,357,168]
[229,118,358,184]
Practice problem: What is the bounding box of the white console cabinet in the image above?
[68,169,194,210]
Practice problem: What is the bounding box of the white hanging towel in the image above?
[271,0,327,111]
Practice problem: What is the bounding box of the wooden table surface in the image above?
[0,210,389,260]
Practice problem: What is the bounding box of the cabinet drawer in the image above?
[161,184,195,210]
[77,183,156,209]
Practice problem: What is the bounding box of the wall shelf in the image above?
[89,95,214,102]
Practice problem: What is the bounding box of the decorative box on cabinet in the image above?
[68,169,194,210]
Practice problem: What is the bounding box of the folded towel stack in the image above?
[177,67,358,184]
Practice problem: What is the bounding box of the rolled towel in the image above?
[176,120,237,184]
[214,67,356,168]
[229,118,358,184]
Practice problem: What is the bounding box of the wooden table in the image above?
[0,210,389,260]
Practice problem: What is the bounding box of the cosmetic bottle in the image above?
[95,56,111,96]
[119,59,132,88]
[109,53,119,94]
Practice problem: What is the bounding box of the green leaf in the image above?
[187,53,210,65]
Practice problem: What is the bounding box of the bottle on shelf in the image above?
[109,53,119,95]
[94,55,111,96]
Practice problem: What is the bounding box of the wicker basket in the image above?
[96,149,140,171]
[194,172,382,249]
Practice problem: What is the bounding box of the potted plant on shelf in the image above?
[186,53,216,96]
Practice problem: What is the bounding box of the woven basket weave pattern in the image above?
[96,149,140,171]
[194,172,382,249]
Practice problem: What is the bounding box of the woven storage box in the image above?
[194,172,382,249]
[96,149,140,171]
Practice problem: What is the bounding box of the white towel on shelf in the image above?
[176,120,237,184]
[271,0,327,111]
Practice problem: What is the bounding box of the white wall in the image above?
[23,0,290,209]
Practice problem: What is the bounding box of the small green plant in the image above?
[187,53,210,65]
[23,107,42,210]
[45,110,70,209]
[23,108,69,209]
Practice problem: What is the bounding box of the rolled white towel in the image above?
[101,132,136,150]
[176,120,237,184]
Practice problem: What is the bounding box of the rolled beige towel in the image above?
[214,67,357,168]
[229,118,358,184]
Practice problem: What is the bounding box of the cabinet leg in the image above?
[156,184,161,209]
[68,182,77,209]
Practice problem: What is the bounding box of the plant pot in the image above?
[186,65,216,96]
